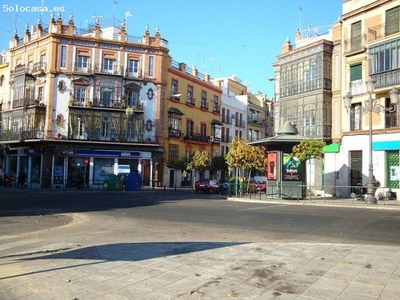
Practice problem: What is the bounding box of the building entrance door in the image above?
[350,151,363,188]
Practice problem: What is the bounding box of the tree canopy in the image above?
[186,150,210,172]
[291,139,326,161]
[225,137,267,172]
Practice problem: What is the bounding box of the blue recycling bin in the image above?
[124,171,141,191]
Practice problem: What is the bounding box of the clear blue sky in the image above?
[0,0,342,97]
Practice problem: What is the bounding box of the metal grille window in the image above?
[350,103,362,131]
[169,145,179,161]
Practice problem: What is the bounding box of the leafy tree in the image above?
[225,137,267,173]
[291,139,326,198]
[166,157,189,171]
[211,155,228,172]
[291,139,325,161]
[187,150,210,179]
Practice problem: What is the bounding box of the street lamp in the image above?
[343,78,400,204]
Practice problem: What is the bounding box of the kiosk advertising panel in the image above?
[282,153,303,181]
[267,152,277,180]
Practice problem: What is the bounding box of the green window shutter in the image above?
[386,6,400,36]
[350,63,362,81]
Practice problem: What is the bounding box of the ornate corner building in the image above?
[0,14,169,188]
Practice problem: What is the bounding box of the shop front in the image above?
[53,149,151,189]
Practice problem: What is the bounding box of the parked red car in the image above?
[256,180,267,192]
[195,179,220,193]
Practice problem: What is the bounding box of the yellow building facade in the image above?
[164,61,222,187]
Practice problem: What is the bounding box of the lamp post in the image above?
[268,77,282,130]
[343,78,399,204]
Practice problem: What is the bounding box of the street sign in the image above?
[84,157,89,165]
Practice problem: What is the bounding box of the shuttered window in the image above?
[350,63,362,81]
[386,6,400,36]
[351,21,362,52]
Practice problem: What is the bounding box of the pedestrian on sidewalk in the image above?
[17,172,26,189]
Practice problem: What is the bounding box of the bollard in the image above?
[174,185,177,191]
[164,185,166,192]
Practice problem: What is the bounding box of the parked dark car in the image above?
[195,179,220,193]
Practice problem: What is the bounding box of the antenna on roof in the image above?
[12,15,23,31]
[92,0,103,24]
[299,6,306,33]
[112,0,118,25]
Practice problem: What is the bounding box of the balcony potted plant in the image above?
[125,107,134,117]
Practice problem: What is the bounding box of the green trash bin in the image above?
[103,174,122,191]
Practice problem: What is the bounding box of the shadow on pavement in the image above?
[1,241,247,280]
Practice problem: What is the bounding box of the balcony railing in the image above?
[183,134,209,143]
[74,62,92,74]
[235,120,245,127]
[0,129,45,141]
[186,96,195,106]
[343,35,366,54]
[368,23,400,43]
[221,115,231,124]
[124,69,142,78]
[69,129,151,143]
[200,101,208,110]
[370,69,400,89]
[94,64,124,75]
[168,129,182,138]
[221,135,232,143]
